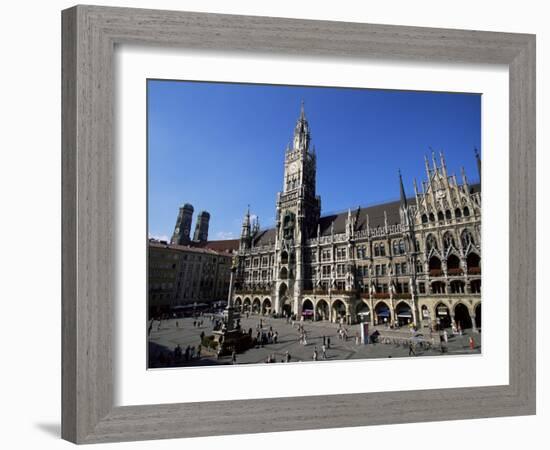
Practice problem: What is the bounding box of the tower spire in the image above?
[293,100,310,151]
[475,147,481,180]
[398,169,408,208]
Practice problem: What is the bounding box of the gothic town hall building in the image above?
[232,104,482,331]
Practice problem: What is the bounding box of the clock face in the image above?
[289,162,297,173]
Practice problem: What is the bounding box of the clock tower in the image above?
[274,102,321,316]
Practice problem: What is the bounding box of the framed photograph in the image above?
[62,5,536,444]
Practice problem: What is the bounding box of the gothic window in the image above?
[401,262,408,274]
[429,213,435,222]
[443,232,456,251]
[380,243,386,256]
[322,265,331,278]
[374,243,380,257]
[426,234,438,253]
[321,249,331,261]
[418,282,426,294]
[463,206,470,217]
[393,241,399,256]
[455,208,462,218]
[450,280,465,294]
[461,229,475,248]
[375,265,381,276]
[399,240,405,254]
[415,239,420,252]
[470,279,481,293]
[421,214,428,224]
[437,211,445,221]
[467,253,481,272]
[280,251,289,264]
[395,264,400,275]
[416,261,423,273]
[445,209,452,220]
[337,264,345,277]
[336,247,346,261]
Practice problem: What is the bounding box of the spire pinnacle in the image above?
[399,169,408,208]
[475,147,481,180]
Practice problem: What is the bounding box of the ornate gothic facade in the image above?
[233,104,482,330]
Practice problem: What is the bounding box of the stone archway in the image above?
[316,299,329,321]
[374,301,391,326]
[435,302,451,329]
[332,299,347,323]
[356,301,371,323]
[262,298,272,315]
[302,299,314,321]
[454,302,472,330]
[475,303,482,330]
[252,298,261,314]
[395,301,413,327]
[234,297,242,312]
[243,297,251,313]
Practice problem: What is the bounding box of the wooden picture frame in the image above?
[61,5,536,444]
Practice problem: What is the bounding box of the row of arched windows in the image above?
[426,229,476,254]
[421,207,470,224]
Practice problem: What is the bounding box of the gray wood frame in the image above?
[62,5,536,444]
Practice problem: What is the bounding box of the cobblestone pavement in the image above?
[148,315,481,368]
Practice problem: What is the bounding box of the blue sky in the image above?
[148,80,481,241]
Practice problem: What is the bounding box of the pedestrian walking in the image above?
[322,344,327,360]
[175,321,179,328]
[197,344,202,358]
[312,347,318,361]
[408,341,416,356]
[232,350,237,364]
[285,350,291,362]
[443,329,448,343]
[327,337,331,349]
[469,336,475,350]
[322,335,326,346]
[274,331,278,344]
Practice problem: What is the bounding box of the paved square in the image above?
[148,314,480,367]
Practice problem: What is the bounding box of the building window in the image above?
[337,264,345,277]
[418,282,426,294]
[380,243,386,256]
[373,243,380,257]
[322,265,331,278]
[336,247,346,261]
